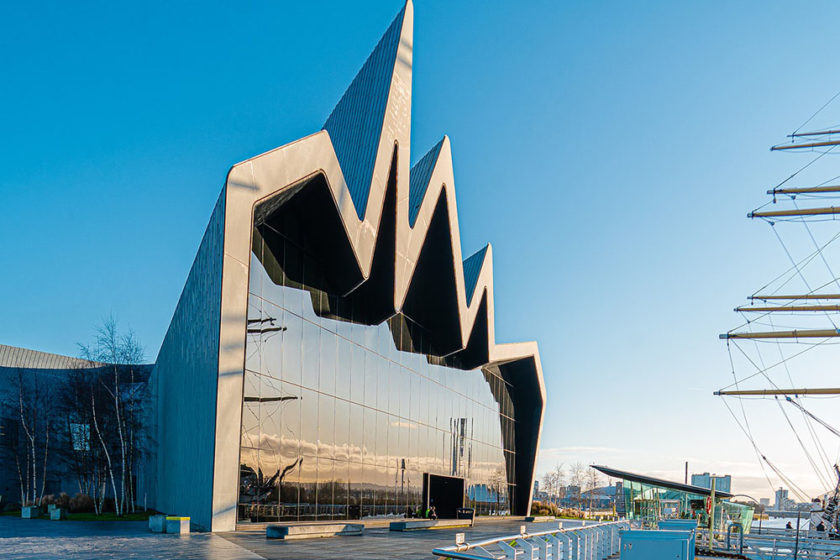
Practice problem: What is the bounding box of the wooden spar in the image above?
[788,129,840,138]
[719,329,840,339]
[715,388,840,396]
[748,206,840,218]
[768,185,840,195]
[771,139,840,151]
[734,305,840,312]
[750,294,840,300]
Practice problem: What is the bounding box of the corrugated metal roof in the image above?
[0,344,103,370]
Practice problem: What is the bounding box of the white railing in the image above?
[431,521,628,560]
[698,527,840,559]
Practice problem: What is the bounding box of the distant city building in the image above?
[760,498,770,507]
[534,480,540,494]
[691,472,732,494]
[775,488,790,510]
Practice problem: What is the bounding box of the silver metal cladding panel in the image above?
[151,190,226,531]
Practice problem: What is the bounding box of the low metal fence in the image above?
[698,527,840,559]
[431,521,628,560]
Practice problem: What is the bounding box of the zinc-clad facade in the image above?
[148,0,545,531]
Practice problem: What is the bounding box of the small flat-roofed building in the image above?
[592,465,754,534]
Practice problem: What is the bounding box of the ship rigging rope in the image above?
[801,401,837,485]
[766,143,839,197]
[770,223,839,329]
[724,342,779,496]
[768,315,838,485]
[745,230,840,311]
[775,396,832,490]
[786,397,840,440]
[791,89,840,137]
[770,309,840,484]
[798,210,840,295]
[786,397,840,477]
[719,337,833,391]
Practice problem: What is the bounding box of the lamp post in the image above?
[709,478,716,551]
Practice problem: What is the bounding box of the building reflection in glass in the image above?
[237,220,519,522]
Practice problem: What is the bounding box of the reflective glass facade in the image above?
[237,217,520,522]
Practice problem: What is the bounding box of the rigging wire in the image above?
[775,396,832,490]
[770,144,839,192]
[742,318,834,490]
[744,229,840,309]
[719,337,833,391]
[786,397,840,440]
[769,223,838,329]
[723,342,778,495]
[792,89,840,137]
[768,315,839,484]
[786,213,840,481]
[798,209,840,294]
[800,399,837,485]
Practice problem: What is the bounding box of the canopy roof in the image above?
[592,465,734,499]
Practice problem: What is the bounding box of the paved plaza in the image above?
[0,517,586,559]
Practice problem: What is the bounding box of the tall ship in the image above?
[717,93,840,534]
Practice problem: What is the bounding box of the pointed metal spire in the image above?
[323,2,413,219]
[409,138,446,226]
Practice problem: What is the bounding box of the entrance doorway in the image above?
[422,473,465,519]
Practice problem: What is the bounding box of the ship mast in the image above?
[715,388,840,396]
[720,329,840,340]
[734,305,840,312]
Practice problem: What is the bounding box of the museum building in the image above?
[1,1,545,532]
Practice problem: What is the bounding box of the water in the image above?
[753,516,812,530]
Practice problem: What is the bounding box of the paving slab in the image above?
[0,517,262,560]
[0,515,587,560]
[222,518,587,560]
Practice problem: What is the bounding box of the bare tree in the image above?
[541,463,566,505]
[569,462,586,509]
[541,470,557,504]
[585,467,603,511]
[13,368,54,507]
[553,463,567,503]
[78,317,145,516]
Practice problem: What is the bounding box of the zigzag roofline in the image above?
[153,1,546,531]
[224,1,538,366]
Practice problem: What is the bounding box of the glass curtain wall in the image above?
[237,219,518,522]
[620,480,754,534]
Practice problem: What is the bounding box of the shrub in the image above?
[530,501,561,517]
[54,493,71,509]
[69,493,95,513]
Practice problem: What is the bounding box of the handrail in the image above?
[698,526,840,559]
[431,520,629,560]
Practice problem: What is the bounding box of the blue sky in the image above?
[3,1,840,500]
